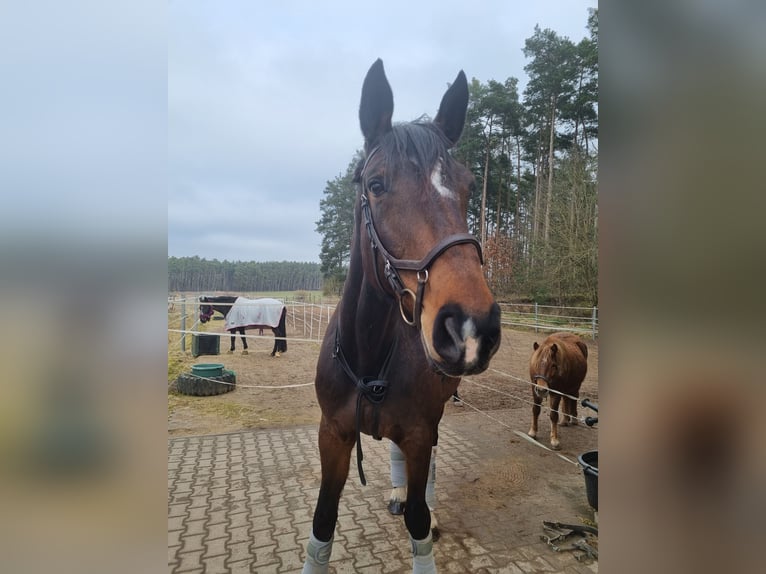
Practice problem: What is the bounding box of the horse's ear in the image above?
[434,70,469,147]
[359,59,393,149]
[533,342,539,350]
[576,340,589,360]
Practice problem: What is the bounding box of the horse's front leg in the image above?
[239,328,248,355]
[228,333,236,353]
[528,391,542,440]
[302,417,353,573]
[388,442,439,538]
[549,394,562,450]
[401,439,437,574]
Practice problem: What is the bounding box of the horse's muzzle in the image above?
[430,302,501,376]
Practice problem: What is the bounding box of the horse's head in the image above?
[355,59,501,377]
[530,340,559,398]
[199,297,214,323]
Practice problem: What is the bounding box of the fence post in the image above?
[181,300,187,353]
[591,306,597,339]
[534,302,539,333]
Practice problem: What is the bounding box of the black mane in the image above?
[202,295,237,303]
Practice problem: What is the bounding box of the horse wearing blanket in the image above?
[199,295,287,357]
[301,60,501,574]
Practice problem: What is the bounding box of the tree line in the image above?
[316,9,597,305]
[168,256,322,293]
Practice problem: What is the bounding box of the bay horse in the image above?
[301,59,501,574]
[528,331,588,450]
[198,295,288,357]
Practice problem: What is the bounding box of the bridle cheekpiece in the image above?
[359,146,483,329]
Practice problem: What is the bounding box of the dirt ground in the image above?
[168,317,598,440]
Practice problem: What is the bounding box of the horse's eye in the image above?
[367,179,385,196]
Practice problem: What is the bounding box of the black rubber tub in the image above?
[578,450,598,510]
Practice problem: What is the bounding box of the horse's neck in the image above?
[336,264,399,372]
[216,296,238,315]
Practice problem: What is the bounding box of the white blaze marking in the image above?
[430,161,454,198]
[462,318,479,365]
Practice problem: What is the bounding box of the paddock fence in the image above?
[168,295,597,354]
[498,302,599,339]
[167,295,337,353]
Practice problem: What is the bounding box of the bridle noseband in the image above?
[199,300,215,322]
[359,148,483,329]
[532,374,551,385]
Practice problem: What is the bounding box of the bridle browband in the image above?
[359,146,484,329]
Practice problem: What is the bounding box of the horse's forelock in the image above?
[534,336,586,376]
[376,122,454,188]
[532,342,557,371]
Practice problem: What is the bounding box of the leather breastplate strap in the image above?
[333,328,398,486]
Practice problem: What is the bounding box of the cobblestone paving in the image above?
[169,410,598,573]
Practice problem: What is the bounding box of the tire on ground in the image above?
[175,370,236,396]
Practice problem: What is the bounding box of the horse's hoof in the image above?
[550,442,561,451]
[387,500,405,515]
[528,430,537,440]
[241,350,248,355]
[227,350,234,354]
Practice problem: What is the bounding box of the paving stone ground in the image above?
[168,409,598,573]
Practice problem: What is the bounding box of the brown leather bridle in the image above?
[359,147,483,329]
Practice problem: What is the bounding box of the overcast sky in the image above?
[168,0,597,263]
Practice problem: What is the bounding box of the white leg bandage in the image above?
[411,531,436,574]
[390,443,437,510]
[301,530,333,574]
[390,441,407,487]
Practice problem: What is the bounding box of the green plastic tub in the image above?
[191,363,225,378]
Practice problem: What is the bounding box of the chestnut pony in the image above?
[528,331,588,450]
[301,60,501,573]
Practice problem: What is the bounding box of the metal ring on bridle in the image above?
[417,269,429,284]
[399,288,417,326]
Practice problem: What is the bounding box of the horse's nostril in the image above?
[444,316,462,348]
[433,308,465,364]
